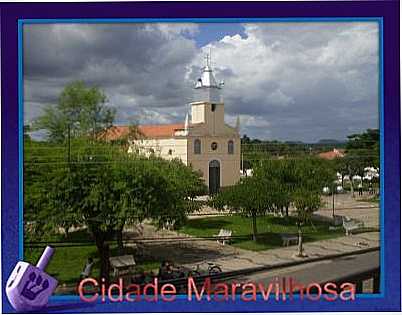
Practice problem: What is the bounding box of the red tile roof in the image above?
[318,148,346,160]
[100,124,185,141]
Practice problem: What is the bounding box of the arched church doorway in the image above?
[209,160,220,195]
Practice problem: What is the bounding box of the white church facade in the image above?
[103,59,241,194]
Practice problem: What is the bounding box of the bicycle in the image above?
[188,262,222,277]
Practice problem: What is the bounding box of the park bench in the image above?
[109,255,136,277]
[280,233,299,247]
[213,229,232,245]
[342,216,364,236]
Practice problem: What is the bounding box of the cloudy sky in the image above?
[23,22,379,142]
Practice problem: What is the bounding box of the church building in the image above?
[104,57,241,194]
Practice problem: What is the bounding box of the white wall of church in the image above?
[129,138,188,164]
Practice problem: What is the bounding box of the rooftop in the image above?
[100,123,185,141]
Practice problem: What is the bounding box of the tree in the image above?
[26,140,206,281]
[210,176,274,241]
[34,81,115,143]
[241,134,251,144]
[293,190,321,257]
[290,158,335,257]
[147,157,207,228]
[345,128,379,170]
[24,139,73,240]
[111,156,207,253]
[254,159,299,217]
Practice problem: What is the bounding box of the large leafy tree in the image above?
[345,128,379,170]
[290,158,335,256]
[34,81,115,143]
[253,159,299,217]
[210,176,275,241]
[25,140,206,281]
[24,140,73,240]
[111,156,207,253]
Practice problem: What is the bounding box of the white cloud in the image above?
[241,115,271,128]
[155,23,200,37]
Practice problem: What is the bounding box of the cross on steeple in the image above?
[205,54,210,68]
[204,47,212,68]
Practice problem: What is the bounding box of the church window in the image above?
[194,139,201,154]
[211,142,218,151]
[228,140,234,154]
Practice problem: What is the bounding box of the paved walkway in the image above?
[128,228,379,274]
[318,193,379,228]
[127,193,380,273]
[180,231,379,272]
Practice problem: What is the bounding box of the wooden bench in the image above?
[109,255,136,277]
[213,229,232,245]
[342,217,364,236]
[280,233,299,247]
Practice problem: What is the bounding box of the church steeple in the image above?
[193,51,224,103]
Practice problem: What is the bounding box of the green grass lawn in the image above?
[24,230,160,286]
[180,214,347,251]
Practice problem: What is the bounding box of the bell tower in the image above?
[190,53,225,134]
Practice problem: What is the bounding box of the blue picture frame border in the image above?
[17,14,386,300]
[1,1,400,313]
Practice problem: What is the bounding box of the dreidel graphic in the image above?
[6,246,58,312]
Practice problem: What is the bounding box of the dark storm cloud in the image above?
[24,23,199,125]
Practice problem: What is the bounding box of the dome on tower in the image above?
[193,53,224,103]
[195,64,220,89]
